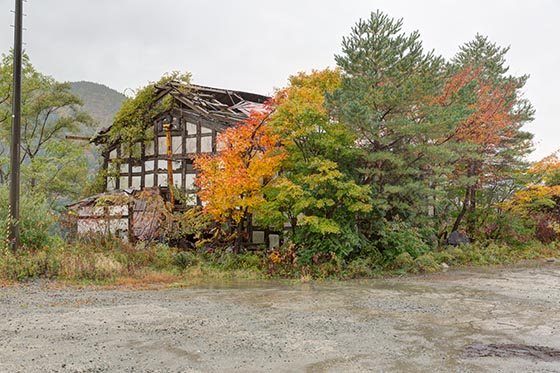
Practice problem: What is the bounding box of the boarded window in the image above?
[173,173,182,188]
[133,142,142,158]
[157,160,181,171]
[186,137,197,153]
[145,173,154,187]
[158,137,167,155]
[185,173,196,189]
[185,193,197,206]
[107,177,116,191]
[131,176,141,190]
[252,231,265,244]
[172,136,182,154]
[120,176,129,189]
[145,140,155,156]
[187,122,197,134]
[144,160,154,172]
[201,136,212,153]
[144,127,155,155]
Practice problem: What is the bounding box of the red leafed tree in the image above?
[437,63,533,234]
[193,105,286,252]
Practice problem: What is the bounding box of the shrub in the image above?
[344,257,378,278]
[173,251,199,269]
[0,186,60,251]
[236,252,264,270]
[0,251,41,280]
[434,247,467,265]
[413,252,440,273]
[379,220,432,261]
[392,252,414,270]
[0,246,63,280]
[148,243,177,270]
[293,224,369,265]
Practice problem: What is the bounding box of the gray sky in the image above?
[0,0,557,160]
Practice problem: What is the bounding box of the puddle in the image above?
[464,343,560,362]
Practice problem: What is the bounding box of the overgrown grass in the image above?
[378,240,560,276]
[0,235,268,285]
[0,237,558,286]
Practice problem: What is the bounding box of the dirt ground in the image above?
[1,262,560,373]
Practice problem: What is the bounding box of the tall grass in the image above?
[0,236,267,284]
[0,233,558,284]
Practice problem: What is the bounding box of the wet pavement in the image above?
[0,262,559,372]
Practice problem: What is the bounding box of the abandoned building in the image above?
[95,80,269,202]
[68,80,280,247]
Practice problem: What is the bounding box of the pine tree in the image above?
[332,11,455,244]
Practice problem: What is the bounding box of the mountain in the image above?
[69,81,127,132]
[67,81,127,180]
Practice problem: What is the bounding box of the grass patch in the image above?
[0,238,558,286]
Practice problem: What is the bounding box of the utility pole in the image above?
[9,0,23,251]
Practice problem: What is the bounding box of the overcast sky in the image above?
[0,0,558,160]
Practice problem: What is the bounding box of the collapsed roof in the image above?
[155,81,269,121]
[93,81,270,144]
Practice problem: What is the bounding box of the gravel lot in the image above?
[1,262,559,372]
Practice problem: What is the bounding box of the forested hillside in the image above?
[69,81,126,132]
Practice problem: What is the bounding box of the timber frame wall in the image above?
[97,82,269,208]
[103,110,220,206]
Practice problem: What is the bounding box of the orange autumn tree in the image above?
[440,35,534,235]
[193,105,286,252]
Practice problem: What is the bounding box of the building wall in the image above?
[75,204,129,238]
[105,113,222,206]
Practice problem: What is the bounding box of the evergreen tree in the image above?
[332,11,456,247]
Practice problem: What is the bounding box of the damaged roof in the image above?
[93,81,270,144]
[66,189,134,209]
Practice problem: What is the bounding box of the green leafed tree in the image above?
[264,69,372,261]
[0,51,94,205]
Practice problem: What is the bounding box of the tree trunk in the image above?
[234,218,243,255]
[452,162,479,235]
[452,186,470,233]
[290,216,297,237]
[466,182,478,236]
